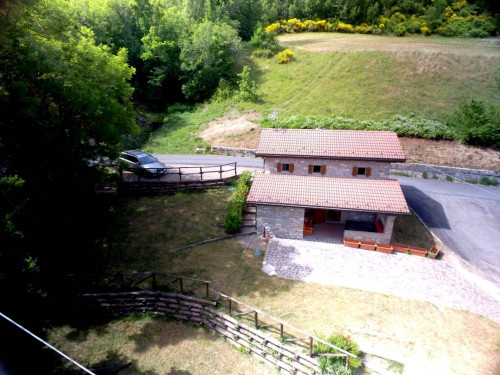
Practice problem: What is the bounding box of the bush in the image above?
[312,334,362,374]
[250,26,280,57]
[450,100,500,147]
[479,176,498,186]
[278,49,294,64]
[236,66,257,102]
[336,21,355,33]
[224,171,252,233]
[261,113,458,140]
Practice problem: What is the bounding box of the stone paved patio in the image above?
[262,238,500,324]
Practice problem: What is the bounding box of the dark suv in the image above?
[119,150,167,178]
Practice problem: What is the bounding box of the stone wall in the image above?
[390,163,500,184]
[264,156,392,179]
[344,215,395,244]
[211,146,256,157]
[256,205,304,239]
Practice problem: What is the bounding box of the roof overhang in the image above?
[256,152,406,163]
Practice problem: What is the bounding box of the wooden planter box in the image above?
[343,238,360,248]
[428,245,441,259]
[375,243,393,254]
[391,242,409,253]
[359,240,376,251]
[408,245,428,257]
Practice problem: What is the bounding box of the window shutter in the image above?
[321,165,326,175]
[308,165,313,174]
[366,167,372,177]
[352,167,358,176]
[289,163,294,173]
[277,163,282,172]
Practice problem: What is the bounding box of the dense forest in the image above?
[0,0,499,336]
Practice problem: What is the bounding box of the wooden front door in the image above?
[314,209,327,223]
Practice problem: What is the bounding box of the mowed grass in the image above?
[49,190,500,375]
[244,33,500,121]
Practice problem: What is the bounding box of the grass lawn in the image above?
[144,33,500,158]
[244,34,500,121]
[48,189,500,375]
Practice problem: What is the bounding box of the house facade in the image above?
[246,129,410,243]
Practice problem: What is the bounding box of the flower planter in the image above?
[343,238,360,248]
[428,245,441,259]
[359,240,376,251]
[375,243,393,254]
[391,242,409,253]
[408,245,428,257]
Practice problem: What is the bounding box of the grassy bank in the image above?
[144,34,500,155]
[47,190,500,375]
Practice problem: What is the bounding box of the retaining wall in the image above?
[390,163,499,184]
[81,291,321,375]
[211,146,257,158]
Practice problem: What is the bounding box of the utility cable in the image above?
[0,312,97,375]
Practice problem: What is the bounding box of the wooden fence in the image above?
[124,162,237,183]
[72,272,356,374]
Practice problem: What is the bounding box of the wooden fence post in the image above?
[120,273,125,290]
[234,162,237,177]
[219,165,222,179]
[152,273,157,291]
[280,324,283,339]
[178,168,182,181]
[228,299,232,315]
[205,282,209,298]
[179,278,184,294]
[309,337,313,358]
[254,312,258,330]
[346,355,350,371]
[200,167,203,180]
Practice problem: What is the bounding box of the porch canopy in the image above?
[247,173,410,215]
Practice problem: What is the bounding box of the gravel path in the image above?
[263,238,500,324]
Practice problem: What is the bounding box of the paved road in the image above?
[154,154,264,169]
[396,176,500,286]
[154,154,500,286]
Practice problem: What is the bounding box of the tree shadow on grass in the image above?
[127,318,216,354]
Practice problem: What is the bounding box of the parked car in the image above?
[119,150,167,178]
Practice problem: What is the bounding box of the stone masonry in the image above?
[264,156,393,179]
[344,215,396,243]
[390,162,500,184]
[256,205,304,239]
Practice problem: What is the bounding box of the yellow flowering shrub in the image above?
[336,21,354,33]
[278,49,294,64]
[421,26,432,35]
[355,23,373,34]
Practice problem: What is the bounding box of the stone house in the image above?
[246,129,410,243]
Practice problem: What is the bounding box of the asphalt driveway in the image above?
[396,176,500,286]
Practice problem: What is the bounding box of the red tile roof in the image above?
[256,129,405,161]
[247,173,410,215]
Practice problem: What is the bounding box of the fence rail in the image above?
[70,272,355,373]
[124,162,237,183]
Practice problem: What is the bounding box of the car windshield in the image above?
[138,154,156,164]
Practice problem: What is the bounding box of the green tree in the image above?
[0,0,138,276]
[180,20,243,101]
[141,6,186,103]
[450,100,500,147]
